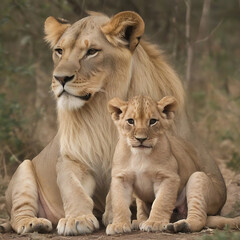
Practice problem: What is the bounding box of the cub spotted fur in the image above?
[104,95,240,235]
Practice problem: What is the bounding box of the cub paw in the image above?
[102,211,113,227]
[131,220,144,230]
[106,222,132,235]
[57,214,99,236]
[166,220,191,233]
[140,220,167,232]
[0,222,12,233]
[15,217,52,234]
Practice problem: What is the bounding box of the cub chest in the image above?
[130,155,159,203]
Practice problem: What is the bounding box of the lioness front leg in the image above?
[56,157,99,235]
[166,171,224,232]
[5,160,52,234]
[140,176,180,232]
[106,176,133,235]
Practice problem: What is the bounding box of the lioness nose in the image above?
[54,75,75,86]
[135,137,147,144]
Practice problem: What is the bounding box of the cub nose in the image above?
[54,75,75,86]
[135,137,147,144]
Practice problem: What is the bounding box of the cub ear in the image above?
[101,11,145,52]
[157,96,178,120]
[44,17,71,48]
[108,98,128,121]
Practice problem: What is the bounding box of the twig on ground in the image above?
[5,146,21,164]
[2,153,8,180]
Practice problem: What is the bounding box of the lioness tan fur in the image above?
[0,11,235,236]
[104,96,240,235]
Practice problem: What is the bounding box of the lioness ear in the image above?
[108,98,128,121]
[157,96,178,120]
[101,11,145,52]
[44,17,71,48]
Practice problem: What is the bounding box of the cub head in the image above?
[108,95,177,153]
[44,11,144,110]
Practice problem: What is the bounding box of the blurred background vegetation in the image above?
[0,0,240,179]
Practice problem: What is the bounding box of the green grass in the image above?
[227,152,240,172]
[199,228,240,240]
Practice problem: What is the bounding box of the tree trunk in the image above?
[197,0,211,40]
[185,0,193,88]
[197,0,211,55]
[34,63,57,148]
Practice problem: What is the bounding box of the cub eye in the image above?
[127,118,134,125]
[55,48,63,56]
[86,48,99,56]
[149,119,158,126]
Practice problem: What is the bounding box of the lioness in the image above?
[0,11,235,236]
[104,95,240,234]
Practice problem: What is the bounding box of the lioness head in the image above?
[108,95,177,153]
[44,11,144,110]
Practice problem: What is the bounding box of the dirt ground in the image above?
[1,156,240,240]
[0,228,215,240]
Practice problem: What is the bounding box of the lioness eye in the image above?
[55,48,63,55]
[149,119,158,126]
[86,48,99,56]
[127,118,134,125]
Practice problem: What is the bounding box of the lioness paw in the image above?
[57,214,99,236]
[16,217,52,234]
[106,222,132,235]
[140,220,167,232]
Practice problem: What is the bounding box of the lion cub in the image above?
[104,95,180,235]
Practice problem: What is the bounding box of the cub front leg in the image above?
[102,191,113,226]
[140,175,180,232]
[56,157,99,236]
[132,198,150,230]
[5,160,52,234]
[106,176,133,235]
